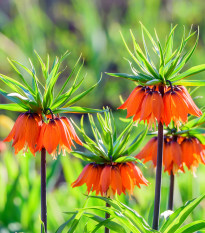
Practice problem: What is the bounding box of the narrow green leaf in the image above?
[122,127,148,155]
[34,50,47,79]
[115,156,137,163]
[62,77,101,107]
[171,29,199,77]
[174,220,205,233]
[106,72,152,82]
[0,103,28,112]
[145,79,162,85]
[0,74,27,97]
[0,89,28,106]
[183,113,205,128]
[53,106,106,114]
[56,54,82,98]
[7,58,35,95]
[55,213,77,233]
[130,30,159,79]
[82,206,141,233]
[172,79,205,86]
[139,22,159,55]
[171,64,205,81]
[83,212,127,233]
[120,31,147,74]
[91,217,126,233]
[71,151,105,163]
[160,194,205,233]
[164,25,177,62]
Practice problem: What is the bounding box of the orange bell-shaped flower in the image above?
[119,86,164,126]
[36,116,82,159]
[72,162,148,197]
[4,112,42,155]
[136,136,205,174]
[119,85,201,127]
[163,86,202,126]
[181,137,205,173]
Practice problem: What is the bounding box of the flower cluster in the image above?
[72,162,148,197]
[119,85,201,127]
[4,112,82,159]
[136,136,205,174]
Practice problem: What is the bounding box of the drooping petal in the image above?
[43,120,60,154]
[136,137,157,165]
[152,91,164,123]
[55,118,73,152]
[140,92,152,123]
[179,86,202,117]
[25,114,41,155]
[118,86,142,110]
[111,166,122,195]
[126,87,146,118]
[120,163,134,194]
[163,91,172,126]
[163,141,173,174]
[61,117,82,146]
[100,165,112,195]
[128,162,148,187]
[72,164,93,188]
[171,141,182,167]
[181,138,196,169]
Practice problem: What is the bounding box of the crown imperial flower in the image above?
[70,111,148,196]
[1,52,102,158]
[4,112,42,155]
[108,25,205,127]
[72,162,148,197]
[36,116,82,159]
[136,135,205,174]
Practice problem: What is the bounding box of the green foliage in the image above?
[0,52,102,115]
[1,0,205,232]
[71,109,148,163]
[58,195,205,232]
[108,24,205,88]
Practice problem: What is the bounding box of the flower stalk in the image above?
[105,202,111,233]
[41,148,47,233]
[168,171,174,210]
[152,121,164,230]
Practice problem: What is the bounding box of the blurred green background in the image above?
[1,0,205,232]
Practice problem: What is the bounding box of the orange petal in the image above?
[100,165,111,195]
[36,122,47,152]
[26,114,41,155]
[152,91,163,123]
[162,91,172,126]
[61,117,82,145]
[171,141,182,167]
[120,163,132,193]
[126,87,146,118]
[129,162,148,186]
[118,86,141,110]
[56,118,73,152]
[43,120,60,154]
[178,86,202,117]
[140,92,152,122]
[72,164,92,187]
[111,166,122,195]
[93,165,103,195]
[3,114,24,142]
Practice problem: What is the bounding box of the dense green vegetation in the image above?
[1,0,205,232]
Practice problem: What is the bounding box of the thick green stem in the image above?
[41,148,47,233]
[152,122,164,230]
[168,171,174,210]
[105,202,110,233]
